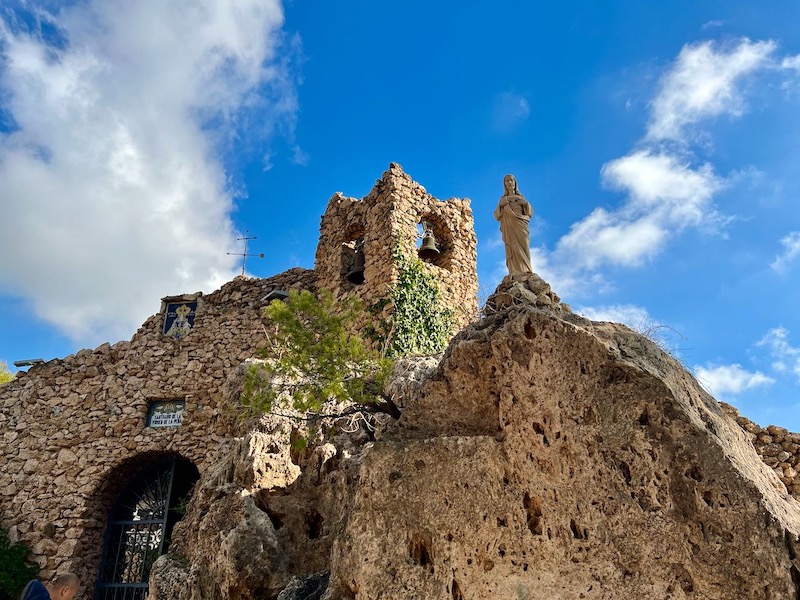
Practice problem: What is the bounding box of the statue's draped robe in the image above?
[494,194,533,275]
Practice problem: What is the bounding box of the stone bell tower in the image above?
[314,163,478,329]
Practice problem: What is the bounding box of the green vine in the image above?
[240,249,455,423]
[381,247,455,357]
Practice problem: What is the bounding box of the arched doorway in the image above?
[95,456,199,600]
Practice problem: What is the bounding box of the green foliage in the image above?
[0,362,14,385]
[383,249,454,357]
[241,252,454,420]
[171,485,195,517]
[0,520,39,600]
[242,290,393,416]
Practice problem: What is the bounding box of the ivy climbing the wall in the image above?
[384,247,454,357]
[241,249,454,422]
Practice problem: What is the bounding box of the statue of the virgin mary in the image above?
[493,174,533,276]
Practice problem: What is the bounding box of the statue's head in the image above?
[503,174,518,195]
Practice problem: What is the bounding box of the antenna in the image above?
[227,230,264,277]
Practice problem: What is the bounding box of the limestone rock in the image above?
[153,433,288,599]
[276,572,329,600]
[152,279,800,599]
[148,555,195,600]
[324,293,800,599]
[484,272,569,315]
[383,355,440,411]
[148,414,369,600]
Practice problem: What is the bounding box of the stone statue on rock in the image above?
[494,174,533,276]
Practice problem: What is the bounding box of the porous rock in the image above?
[323,275,800,599]
[277,572,330,600]
[153,274,800,599]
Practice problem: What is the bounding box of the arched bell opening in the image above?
[415,214,454,271]
[341,224,366,287]
[95,456,199,600]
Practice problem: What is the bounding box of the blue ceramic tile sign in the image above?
[162,302,197,339]
[147,400,185,428]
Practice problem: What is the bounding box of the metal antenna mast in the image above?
[227,230,264,276]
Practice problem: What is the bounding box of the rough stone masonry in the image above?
[3,165,800,599]
[0,164,478,597]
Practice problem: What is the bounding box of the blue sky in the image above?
[2,1,800,429]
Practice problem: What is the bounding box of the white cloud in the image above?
[701,20,724,31]
[694,363,775,399]
[758,327,800,379]
[782,55,800,71]
[292,145,310,166]
[0,1,300,345]
[577,303,650,327]
[537,38,787,290]
[770,231,800,272]
[601,151,723,223]
[551,151,724,272]
[491,92,530,133]
[647,38,776,142]
[556,209,666,269]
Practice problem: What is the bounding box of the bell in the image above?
[418,230,440,261]
[347,248,365,284]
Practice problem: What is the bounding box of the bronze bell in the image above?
[418,228,440,261]
[347,247,365,284]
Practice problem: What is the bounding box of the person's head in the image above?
[46,574,79,600]
[503,174,518,195]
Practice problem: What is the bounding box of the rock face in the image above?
[147,416,368,600]
[151,275,800,599]
[324,276,800,598]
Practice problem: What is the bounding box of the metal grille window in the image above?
[96,457,198,600]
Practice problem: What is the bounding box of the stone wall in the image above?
[721,403,800,497]
[0,164,482,597]
[315,163,478,330]
[0,268,316,595]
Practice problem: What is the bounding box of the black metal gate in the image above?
[96,457,198,600]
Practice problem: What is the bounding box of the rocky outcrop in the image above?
[151,274,800,599]
[147,408,372,600]
[321,277,800,598]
